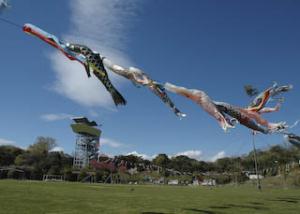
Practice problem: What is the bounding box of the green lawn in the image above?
[0,180,299,214]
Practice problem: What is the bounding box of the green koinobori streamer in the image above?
[66,43,127,106]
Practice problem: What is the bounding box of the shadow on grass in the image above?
[269,199,299,204]
[141,212,171,214]
[230,204,268,210]
[278,197,300,201]
[183,208,218,214]
[248,202,264,206]
[210,203,268,211]
[209,206,230,209]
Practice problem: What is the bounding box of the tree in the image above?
[215,157,236,173]
[152,154,170,169]
[0,145,24,166]
[46,152,64,175]
[14,137,59,179]
[169,156,194,173]
[28,137,56,156]
[64,168,77,181]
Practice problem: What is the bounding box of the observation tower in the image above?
[71,117,101,169]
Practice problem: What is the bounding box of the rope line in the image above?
[0,17,22,28]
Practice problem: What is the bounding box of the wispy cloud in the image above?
[50,146,64,152]
[175,150,203,161]
[0,138,15,146]
[88,109,100,118]
[122,150,226,162]
[126,151,156,160]
[125,150,204,161]
[100,149,227,162]
[41,113,74,122]
[101,138,124,148]
[49,0,140,108]
[210,151,226,162]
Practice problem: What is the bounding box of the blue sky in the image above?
[0,0,299,161]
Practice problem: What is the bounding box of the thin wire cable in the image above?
[0,17,22,28]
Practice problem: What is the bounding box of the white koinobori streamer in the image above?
[0,0,9,12]
[289,120,300,129]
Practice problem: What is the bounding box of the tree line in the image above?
[0,136,299,184]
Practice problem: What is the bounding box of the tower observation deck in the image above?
[71,117,101,169]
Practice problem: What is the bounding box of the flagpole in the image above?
[252,132,261,190]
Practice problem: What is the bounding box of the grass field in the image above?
[0,180,299,214]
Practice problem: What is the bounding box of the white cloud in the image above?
[126,151,155,160]
[88,109,100,118]
[125,150,204,161]
[175,150,203,160]
[98,152,114,158]
[101,138,124,148]
[49,0,140,108]
[210,151,226,162]
[41,113,74,122]
[96,149,227,162]
[0,138,15,146]
[50,146,64,152]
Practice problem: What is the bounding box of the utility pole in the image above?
[252,132,261,191]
